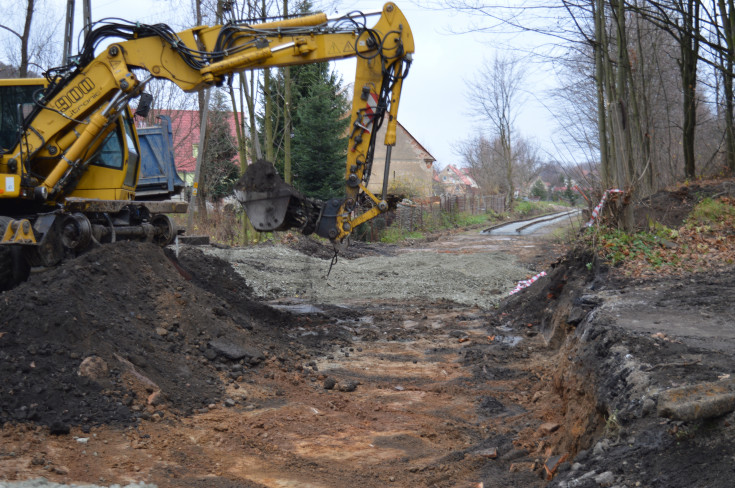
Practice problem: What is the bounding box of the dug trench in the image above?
[1,195,734,487]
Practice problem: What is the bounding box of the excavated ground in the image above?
[1,183,734,488]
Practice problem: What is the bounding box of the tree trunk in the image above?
[283,0,292,184]
[718,0,735,173]
[680,0,700,180]
[595,0,611,188]
[19,0,35,77]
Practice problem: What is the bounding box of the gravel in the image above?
[203,245,532,308]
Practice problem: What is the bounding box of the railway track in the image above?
[482,209,582,236]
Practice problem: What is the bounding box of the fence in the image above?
[355,194,506,240]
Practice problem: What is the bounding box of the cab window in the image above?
[0,85,41,152]
[92,128,125,169]
[122,116,140,187]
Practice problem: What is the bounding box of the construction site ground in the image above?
[1,182,735,488]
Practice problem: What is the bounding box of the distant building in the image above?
[140,109,242,184]
[367,121,436,198]
[437,165,479,195]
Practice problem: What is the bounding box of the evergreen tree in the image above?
[530,179,547,200]
[291,75,349,200]
[258,60,349,200]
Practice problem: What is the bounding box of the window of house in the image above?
[192,144,199,158]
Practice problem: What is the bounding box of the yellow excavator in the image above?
[0,2,413,290]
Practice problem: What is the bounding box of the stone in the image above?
[339,380,358,392]
[539,422,561,434]
[323,378,337,390]
[209,338,265,363]
[147,391,162,406]
[657,379,735,421]
[475,447,498,459]
[544,453,569,480]
[594,471,615,487]
[77,356,109,380]
[641,398,656,417]
[593,439,609,457]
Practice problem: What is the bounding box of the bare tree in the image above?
[0,0,59,76]
[467,55,526,205]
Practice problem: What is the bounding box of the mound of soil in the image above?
[0,241,299,430]
[633,180,735,230]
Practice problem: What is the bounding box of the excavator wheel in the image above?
[151,214,177,246]
[0,217,31,292]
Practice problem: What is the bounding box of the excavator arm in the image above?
[0,2,413,243]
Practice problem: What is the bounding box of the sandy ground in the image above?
[3,194,735,488]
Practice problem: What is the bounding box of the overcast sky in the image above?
[6,0,570,168]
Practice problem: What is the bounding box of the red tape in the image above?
[585,189,623,227]
[507,188,622,296]
[509,271,547,295]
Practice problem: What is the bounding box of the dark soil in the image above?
[0,241,343,430]
[633,180,735,230]
[2,179,735,488]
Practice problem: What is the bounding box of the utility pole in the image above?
[62,0,92,64]
[62,0,74,64]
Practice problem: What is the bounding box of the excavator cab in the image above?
[0,79,45,155]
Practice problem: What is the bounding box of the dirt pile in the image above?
[0,241,295,430]
[632,179,735,230]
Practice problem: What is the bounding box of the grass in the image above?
[588,195,735,276]
[380,227,424,243]
[593,226,679,268]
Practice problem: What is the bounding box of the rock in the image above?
[77,356,109,380]
[592,439,610,457]
[539,422,561,434]
[641,398,656,417]
[474,447,498,459]
[657,379,735,421]
[155,327,168,337]
[53,465,70,475]
[544,453,569,480]
[566,307,588,325]
[204,348,218,361]
[449,330,468,338]
[323,378,337,390]
[594,471,615,487]
[147,391,162,406]
[209,338,264,364]
[49,421,70,436]
[339,380,358,392]
[225,398,236,407]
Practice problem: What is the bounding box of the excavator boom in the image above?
[0,2,413,290]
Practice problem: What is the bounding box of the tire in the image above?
[0,217,31,292]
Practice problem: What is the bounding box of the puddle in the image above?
[494,335,523,346]
[271,303,324,314]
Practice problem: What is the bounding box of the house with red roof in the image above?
[437,164,479,195]
[137,109,243,184]
[137,108,437,198]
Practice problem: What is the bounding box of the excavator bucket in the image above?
[235,160,322,235]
